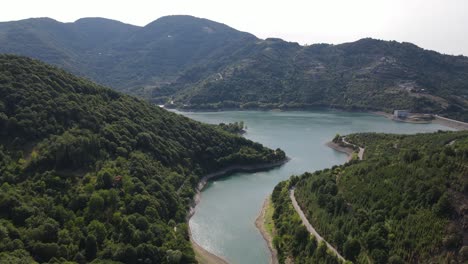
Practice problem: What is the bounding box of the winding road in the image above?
[284,136,363,262]
[342,137,365,160]
[290,189,346,263]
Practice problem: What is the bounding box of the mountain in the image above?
[272,131,468,263]
[0,55,286,263]
[0,15,257,96]
[1,16,468,120]
[171,38,468,121]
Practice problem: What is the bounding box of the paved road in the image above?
[342,137,364,160]
[290,189,346,262]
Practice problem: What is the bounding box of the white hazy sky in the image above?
[2,0,468,55]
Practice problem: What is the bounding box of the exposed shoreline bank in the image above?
[188,158,290,218]
[170,106,467,131]
[326,141,354,162]
[189,229,228,264]
[433,115,468,130]
[255,197,279,264]
[188,158,289,263]
[169,105,384,115]
[180,108,457,263]
[372,111,468,130]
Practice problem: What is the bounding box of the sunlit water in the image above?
[174,110,451,264]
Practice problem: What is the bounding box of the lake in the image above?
[176,110,451,264]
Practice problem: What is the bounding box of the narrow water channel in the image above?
[178,110,450,264]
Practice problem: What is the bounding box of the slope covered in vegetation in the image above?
[0,55,286,263]
[1,16,468,120]
[0,15,256,96]
[172,38,468,122]
[274,131,467,263]
[271,180,343,264]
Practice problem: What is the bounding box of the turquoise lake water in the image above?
[175,110,451,264]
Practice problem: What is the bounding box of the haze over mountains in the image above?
[1,15,468,120]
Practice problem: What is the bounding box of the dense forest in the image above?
[273,131,467,263]
[1,16,468,120]
[0,55,286,263]
[0,16,256,96]
[217,121,245,134]
[170,38,468,120]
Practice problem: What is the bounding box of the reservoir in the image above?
[178,110,451,264]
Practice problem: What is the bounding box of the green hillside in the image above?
[272,131,467,263]
[172,39,468,122]
[271,180,343,264]
[0,55,286,263]
[0,15,256,96]
[1,16,468,120]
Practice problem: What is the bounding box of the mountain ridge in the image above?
[1,16,467,120]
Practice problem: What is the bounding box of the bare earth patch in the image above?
[256,196,279,264]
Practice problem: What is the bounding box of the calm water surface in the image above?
[176,110,451,264]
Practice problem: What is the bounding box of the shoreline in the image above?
[326,138,364,161]
[169,105,383,115]
[326,141,354,162]
[189,228,228,264]
[433,115,468,131]
[187,158,289,263]
[183,108,460,263]
[172,106,465,131]
[171,106,466,131]
[188,158,290,218]
[167,103,371,110]
[255,197,279,264]
[169,103,468,131]
[373,111,468,130]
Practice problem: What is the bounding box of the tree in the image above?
[333,134,340,143]
[166,250,182,264]
[32,242,59,262]
[85,235,97,261]
[370,249,388,264]
[96,171,113,189]
[343,238,361,261]
[432,193,452,217]
[88,193,104,216]
[87,220,107,244]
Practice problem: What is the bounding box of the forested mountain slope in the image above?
[0,55,286,263]
[272,131,468,263]
[1,16,468,120]
[172,38,468,122]
[0,15,257,96]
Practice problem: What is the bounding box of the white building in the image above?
[394,110,409,119]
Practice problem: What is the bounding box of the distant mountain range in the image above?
[1,15,468,120]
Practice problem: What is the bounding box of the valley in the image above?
[180,110,450,263]
[0,10,467,264]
